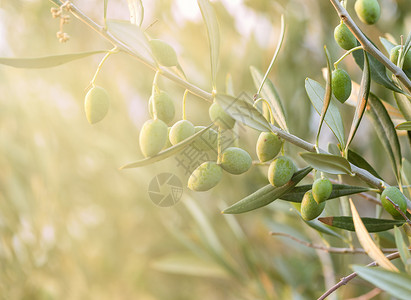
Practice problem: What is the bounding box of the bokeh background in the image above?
[0,0,410,299]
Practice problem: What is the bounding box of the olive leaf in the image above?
[225,73,234,96]
[346,51,371,151]
[299,153,351,175]
[303,219,344,240]
[127,0,144,27]
[316,47,333,145]
[393,226,411,272]
[280,184,371,203]
[347,149,383,180]
[327,143,341,156]
[250,66,288,131]
[349,199,398,271]
[222,167,312,214]
[393,92,411,121]
[367,93,402,181]
[396,121,411,130]
[120,124,213,169]
[0,50,108,68]
[104,0,108,24]
[352,47,404,94]
[215,93,271,132]
[352,266,411,300]
[305,78,345,148]
[106,19,154,64]
[318,216,405,232]
[198,0,220,91]
[379,37,396,55]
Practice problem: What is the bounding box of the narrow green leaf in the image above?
[127,0,144,27]
[327,143,341,156]
[215,93,271,132]
[393,92,411,121]
[300,152,351,175]
[104,0,108,24]
[280,184,371,203]
[120,124,213,169]
[151,254,228,279]
[316,47,333,144]
[346,51,371,150]
[305,78,345,148]
[197,0,220,90]
[394,226,411,269]
[353,266,411,300]
[250,66,288,131]
[0,50,107,68]
[318,216,405,232]
[379,37,396,55]
[396,121,411,130]
[303,219,344,240]
[106,20,154,64]
[223,167,312,214]
[367,93,402,180]
[348,149,383,180]
[353,47,404,94]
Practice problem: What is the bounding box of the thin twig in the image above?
[317,252,402,300]
[328,0,411,94]
[269,232,397,254]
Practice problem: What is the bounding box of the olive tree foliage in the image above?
[1,0,411,299]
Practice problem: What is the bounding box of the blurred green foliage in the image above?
[0,0,410,299]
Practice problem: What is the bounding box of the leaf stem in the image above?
[89,47,118,87]
[333,45,363,69]
[182,89,189,120]
[254,98,274,124]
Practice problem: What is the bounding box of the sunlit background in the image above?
[0,0,410,299]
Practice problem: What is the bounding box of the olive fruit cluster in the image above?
[84,86,110,124]
[188,147,252,191]
[355,0,380,25]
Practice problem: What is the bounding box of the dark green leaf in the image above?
[396,121,411,130]
[318,216,405,232]
[367,93,402,180]
[304,219,344,239]
[215,93,271,132]
[280,184,371,203]
[106,20,154,64]
[300,152,352,175]
[348,148,383,180]
[305,78,345,148]
[250,66,288,130]
[120,124,213,169]
[0,51,107,68]
[346,51,371,150]
[222,167,312,214]
[352,48,404,94]
[353,266,411,300]
[198,0,220,90]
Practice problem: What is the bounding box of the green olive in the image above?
[312,178,333,204]
[220,147,252,175]
[390,45,411,70]
[354,0,380,25]
[209,102,235,129]
[381,186,407,218]
[149,90,175,124]
[169,120,195,145]
[267,156,297,187]
[332,69,352,103]
[139,119,168,157]
[301,190,326,221]
[256,132,283,162]
[187,161,223,191]
[149,39,178,67]
[334,23,357,50]
[84,86,110,124]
